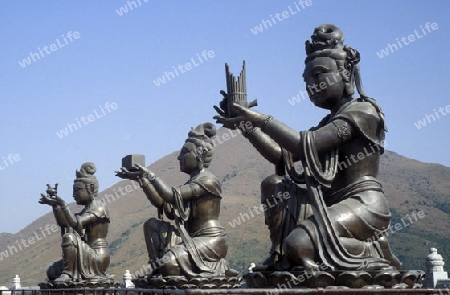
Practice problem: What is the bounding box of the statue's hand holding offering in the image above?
[39,193,65,208]
[134,163,156,180]
[214,103,266,130]
[213,91,232,119]
[116,163,154,181]
[116,167,141,180]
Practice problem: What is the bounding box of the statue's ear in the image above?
[195,147,207,170]
[342,67,355,96]
[197,160,204,171]
[344,81,354,96]
[88,183,96,194]
[196,147,207,159]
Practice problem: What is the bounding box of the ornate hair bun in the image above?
[305,24,344,54]
[76,162,97,179]
[202,122,216,138]
[188,122,216,139]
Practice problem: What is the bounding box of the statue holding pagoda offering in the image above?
[39,163,113,288]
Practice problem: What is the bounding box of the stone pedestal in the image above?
[9,275,21,290]
[425,248,449,288]
[121,270,135,288]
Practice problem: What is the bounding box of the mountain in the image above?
[0,128,449,286]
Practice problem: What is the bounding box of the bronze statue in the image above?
[116,123,237,283]
[39,163,112,286]
[214,24,400,273]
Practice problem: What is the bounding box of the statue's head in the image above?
[178,123,216,174]
[73,162,99,205]
[303,24,366,109]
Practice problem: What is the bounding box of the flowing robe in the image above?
[268,98,399,270]
[48,205,111,281]
[144,170,231,277]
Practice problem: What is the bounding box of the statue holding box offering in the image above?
[116,123,239,288]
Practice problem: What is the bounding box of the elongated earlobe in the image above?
[344,82,354,96]
[86,183,96,200]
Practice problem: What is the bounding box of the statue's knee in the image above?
[284,230,301,252]
[61,233,76,247]
[158,252,181,276]
[47,259,64,280]
[143,217,160,233]
[284,226,318,268]
[261,175,282,190]
[284,228,314,255]
[261,175,282,203]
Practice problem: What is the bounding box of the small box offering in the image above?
[122,154,145,171]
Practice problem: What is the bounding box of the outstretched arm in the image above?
[52,205,69,227]
[59,205,97,230]
[116,166,165,208]
[258,117,302,156]
[216,103,356,160]
[263,117,356,157]
[116,164,204,205]
[139,177,164,208]
[242,127,283,165]
[40,194,96,231]
[147,173,206,203]
[40,194,69,227]
[214,93,283,165]
[215,104,300,158]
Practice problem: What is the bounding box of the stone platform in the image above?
[245,269,425,289]
[5,288,447,295]
[39,277,119,289]
[133,275,242,289]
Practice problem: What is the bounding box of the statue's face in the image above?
[177,142,198,174]
[303,56,344,110]
[73,181,92,205]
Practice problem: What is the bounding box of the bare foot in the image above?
[252,253,277,271]
[53,274,71,283]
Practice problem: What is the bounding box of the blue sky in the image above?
[0,1,448,233]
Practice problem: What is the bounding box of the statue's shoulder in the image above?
[193,170,219,184]
[338,99,379,118]
[334,99,382,125]
[334,99,385,150]
[191,170,222,197]
[87,204,110,220]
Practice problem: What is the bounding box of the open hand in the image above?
[213,91,259,130]
[214,103,266,131]
[134,163,155,179]
[115,164,154,181]
[213,90,230,118]
[39,194,65,207]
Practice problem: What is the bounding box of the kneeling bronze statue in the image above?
[214,24,424,288]
[117,123,239,289]
[39,163,114,288]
